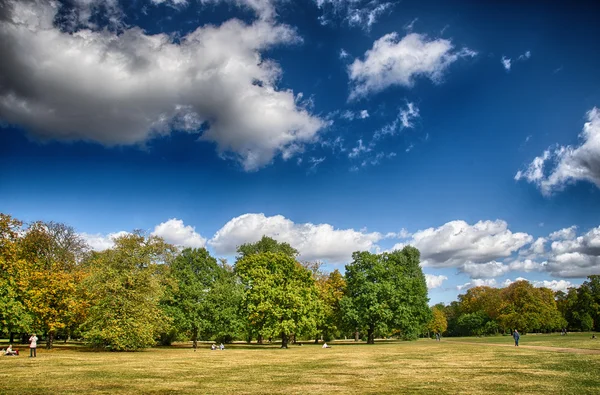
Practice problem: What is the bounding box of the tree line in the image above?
[0,214,430,350]
[3,214,596,351]
[428,276,600,337]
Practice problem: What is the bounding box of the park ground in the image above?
[1,333,599,394]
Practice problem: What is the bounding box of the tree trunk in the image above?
[280,332,288,349]
[192,329,198,350]
[354,330,359,342]
[46,331,54,349]
[9,332,14,344]
[291,333,296,344]
[314,335,319,344]
[257,334,263,344]
[367,326,375,344]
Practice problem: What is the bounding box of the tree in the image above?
[498,280,564,334]
[428,306,448,335]
[236,236,300,343]
[342,247,430,344]
[82,232,175,351]
[18,221,88,348]
[0,214,33,341]
[237,236,298,260]
[167,249,244,347]
[235,252,320,348]
[315,269,346,342]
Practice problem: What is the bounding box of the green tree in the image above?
[315,269,346,342]
[342,247,430,344]
[82,232,175,351]
[0,214,33,341]
[235,252,319,348]
[236,236,298,260]
[167,249,244,347]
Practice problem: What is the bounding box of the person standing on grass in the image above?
[512,329,520,347]
[29,334,38,357]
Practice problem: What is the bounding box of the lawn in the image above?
[1,339,599,394]
[443,332,600,350]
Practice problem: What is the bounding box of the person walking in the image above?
[512,329,520,347]
[29,333,38,357]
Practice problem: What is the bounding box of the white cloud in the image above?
[516,107,600,194]
[152,218,206,248]
[0,0,324,172]
[392,220,532,268]
[348,139,371,158]
[152,0,276,20]
[340,109,369,121]
[404,17,418,32]
[457,278,497,291]
[546,225,600,277]
[549,226,577,241]
[208,213,383,263]
[359,109,369,119]
[425,274,447,289]
[339,48,350,59]
[80,231,131,251]
[501,56,512,71]
[518,50,531,61]
[460,261,510,278]
[374,102,420,139]
[348,33,476,99]
[503,277,575,293]
[508,259,547,273]
[316,0,394,31]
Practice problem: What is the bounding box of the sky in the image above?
[1,0,599,305]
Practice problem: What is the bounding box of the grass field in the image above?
[443,332,600,350]
[1,335,599,394]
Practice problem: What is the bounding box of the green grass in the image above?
[1,339,599,394]
[443,332,600,350]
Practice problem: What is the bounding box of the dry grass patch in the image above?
[0,340,598,394]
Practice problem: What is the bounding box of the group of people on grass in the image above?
[2,334,38,357]
[210,343,225,351]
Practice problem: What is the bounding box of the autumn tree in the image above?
[342,247,430,343]
[498,280,565,334]
[82,232,175,351]
[18,221,88,348]
[428,305,448,336]
[235,252,320,348]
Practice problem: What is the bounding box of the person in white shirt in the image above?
[29,334,38,357]
[5,344,17,356]
[322,343,330,348]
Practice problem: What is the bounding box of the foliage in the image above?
[342,247,431,343]
[428,306,448,335]
[315,269,346,341]
[235,252,320,348]
[82,232,175,351]
[167,248,244,346]
[236,235,298,260]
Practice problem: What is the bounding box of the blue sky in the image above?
[1,0,599,305]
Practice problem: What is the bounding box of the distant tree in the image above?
[428,306,448,336]
[498,280,564,334]
[236,236,298,260]
[235,252,319,348]
[315,269,346,342]
[342,247,430,343]
[0,214,33,341]
[82,232,175,351]
[166,249,244,347]
[18,221,88,349]
[235,236,300,343]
